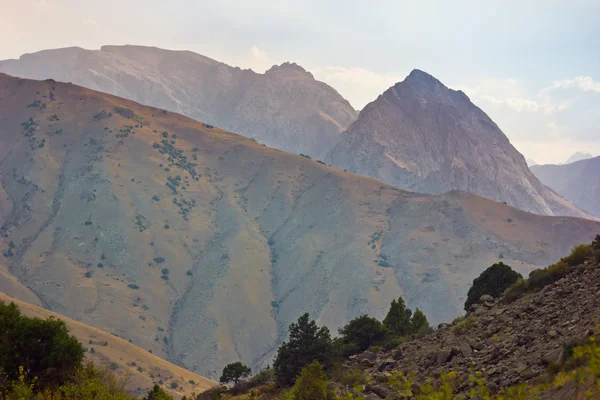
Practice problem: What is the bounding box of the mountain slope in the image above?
[0,45,358,159]
[531,157,600,217]
[0,292,218,398]
[325,69,589,219]
[1,73,598,379]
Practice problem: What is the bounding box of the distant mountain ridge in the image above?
[563,151,594,165]
[531,156,600,217]
[0,45,358,159]
[326,69,590,219]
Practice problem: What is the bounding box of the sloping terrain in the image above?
[0,45,357,159]
[0,292,218,398]
[1,74,599,379]
[326,70,589,219]
[531,157,600,218]
[342,249,600,399]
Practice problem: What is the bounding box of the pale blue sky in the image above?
[1,0,599,163]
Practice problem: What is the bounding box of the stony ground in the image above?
[345,260,600,398]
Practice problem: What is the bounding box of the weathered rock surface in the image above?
[326,69,591,219]
[346,262,600,397]
[0,45,358,159]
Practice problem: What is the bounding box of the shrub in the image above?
[145,384,173,399]
[153,257,165,263]
[338,314,388,352]
[563,244,592,267]
[503,278,529,303]
[287,361,335,400]
[464,262,521,311]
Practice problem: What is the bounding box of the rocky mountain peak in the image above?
[265,62,314,79]
[326,70,591,219]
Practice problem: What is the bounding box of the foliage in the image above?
[338,315,388,352]
[410,308,433,338]
[285,361,335,400]
[219,362,251,385]
[464,262,521,311]
[383,297,412,336]
[274,313,333,386]
[144,384,174,400]
[0,301,84,390]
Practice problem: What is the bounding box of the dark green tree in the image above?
[144,384,174,400]
[410,308,433,338]
[464,262,522,311]
[273,313,333,386]
[0,301,84,389]
[219,362,251,385]
[338,315,388,351]
[383,297,412,336]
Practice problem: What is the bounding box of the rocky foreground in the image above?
[344,259,600,399]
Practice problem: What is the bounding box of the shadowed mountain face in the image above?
[326,70,589,219]
[531,157,600,218]
[1,74,599,378]
[0,45,358,159]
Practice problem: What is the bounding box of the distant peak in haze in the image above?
[265,62,313,78]
[564,151,593,165]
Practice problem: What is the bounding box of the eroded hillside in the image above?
[0,292,218,398]
[0,46,358,159]
[1,74,598,378]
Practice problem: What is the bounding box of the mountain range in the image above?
[1,73,598,379]
[0,46,590,219]
[0,45,357,160]
[531,156,600,218]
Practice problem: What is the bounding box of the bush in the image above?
[144,384,173,399]
[287,361,335,400]
[274,313,332,386]
[464,262,521,311]
[338,315,388,352]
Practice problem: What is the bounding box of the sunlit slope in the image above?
[0,73,598,378]
[0,292,218,398]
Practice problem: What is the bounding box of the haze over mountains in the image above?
[325,70,589,218]
[2,74,599,379]
[563,151,594,165]
[0,45,590,219]
[531,156,600,218]
[0,45,358,159]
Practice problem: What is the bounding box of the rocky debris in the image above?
[346,263,600,397]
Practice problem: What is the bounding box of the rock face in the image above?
[531,156,600,217]
[326,70,590,219]
[346,257,600,398]
[1,74,599,379]
[0,46,358,159]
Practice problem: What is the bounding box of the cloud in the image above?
[311,66,402,109]
[542,76,600,94]
[456,76,600,164]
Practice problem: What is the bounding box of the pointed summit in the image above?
[326,70,590,219]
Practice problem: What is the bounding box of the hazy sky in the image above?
[1,0,599,164]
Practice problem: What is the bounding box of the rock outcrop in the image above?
[326,69,590,219]
[345,257,600,398]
